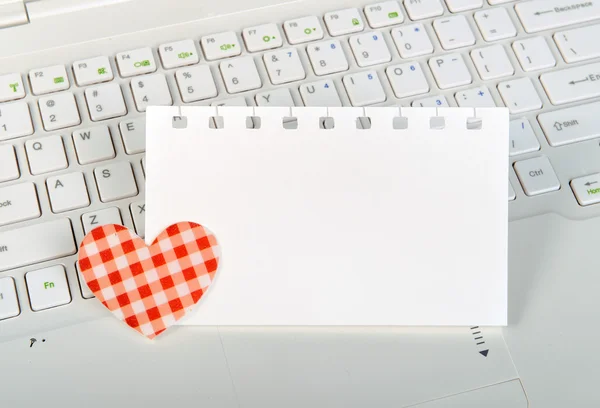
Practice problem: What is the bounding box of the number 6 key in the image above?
[219,56,262,94]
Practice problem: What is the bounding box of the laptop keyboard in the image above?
[1,0,600,332]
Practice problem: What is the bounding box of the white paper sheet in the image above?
[146,106,508,326]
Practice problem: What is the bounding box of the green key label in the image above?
[388,11,399,18]
[178,52,193,59]
[588,188,600,195]
[134,60,151,68]
[220,44,236,51]
[351,18,360,26]
[44,281,55,289]
[53,77,65,84]
[9,83,18,92]
[97,67,107,75]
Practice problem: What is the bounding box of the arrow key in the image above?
[571,174,600,206]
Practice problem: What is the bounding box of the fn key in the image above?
[514,156,560,196]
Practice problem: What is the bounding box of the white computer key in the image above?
[307,40,349,76]
[201,32,241,61]
[0,102,33,141]
[220,56,262,94]
[455,86,496,108]
[444,0,483,12]
[264,48,306,85]
[349,31,391,67]
[474,7,516,41]
[515,0,600,33]
[404,0,443,20]
[158,39,199,69]
[130,200,146,238]
[538,102,600,147]
[412,95,449,107]
[364,1,404,28]
[540,62,600,105]
[283,16,324,44]
[509,118,540,156]
[555,24,600,63]
[116,47,157,77]
[386,62,429,98]
[72,125,116,164]
[29,65,69,95]
[324,8,365,36]
[85,83,127,121]
[0,145,19,182]
[470,45,514,80]
[75,262,94,299]
[498,77,542,114]
[299,79,342,107]
[175,65,218,102]
[94,162,138,202]
[131,74,173,112]
[0,73,25,102]
[428,54,472,89]
[513,37,556,72]
[47,172,90,213]
[243,23,283,52]
[0,277,19,320]
[81,207,122,234]
[25,135,68,175]
[433,15,476,50]
[38,92,81,131]
[0,182,40,226]
[0,219,76,272]
[72,56,114,86]
[26,265,71,311]
[391,23,434,58]
[343,70,386,106]
[119,118,145,154]
[571,173,600,206]
[256,88,295,107]
[514,156,560,196]
[508,182,516,201]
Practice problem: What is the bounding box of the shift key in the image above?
[0,219,76,272]
[0,182,41,227]
[540,62,600,105]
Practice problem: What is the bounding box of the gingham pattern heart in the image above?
[78,222,220,339]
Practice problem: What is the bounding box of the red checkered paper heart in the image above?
[78,222,220,339]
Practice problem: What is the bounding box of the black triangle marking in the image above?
[479,349,489,357]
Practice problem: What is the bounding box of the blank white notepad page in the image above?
[146,106,508,326]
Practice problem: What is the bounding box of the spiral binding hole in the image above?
[283,117,298,129]
[467,117,483,130]
[209,116,224,129]
[356,117,371,130]
[319,117,335,129]
[172,116,187,129]
[393,117,408,130]
[248,116,261,129]
[430,117,445,130]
